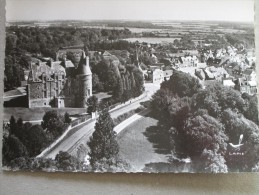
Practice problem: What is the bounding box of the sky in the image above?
[6,0,254,22]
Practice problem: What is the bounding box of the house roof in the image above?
[107,50,130,59]
[168,53,185,58]
[163,66,172,71]
[203,69,215,79]
[247,81,257,87]
[149,66,161,71]
[233,65,241,71]
[163,70,173,77]
[64,60,75,68]
[195,69,205,80]
[102,51,112,56]
[197,63,207,68]
[243,69,254,75]
[223,79,235,87]
[29,62,66,82]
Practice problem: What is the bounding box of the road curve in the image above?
[43,83,160,159]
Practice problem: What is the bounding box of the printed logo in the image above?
[229,134,244,156]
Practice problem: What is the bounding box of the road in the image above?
[43,83,160,159]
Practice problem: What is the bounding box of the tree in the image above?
[2,134,28,165]
[64,112,72,124]
[191,82,246,118]
[92,73,104,92]
[41,111,66,140]
[121,90,131,103]
[161,70,201,98]
[87,108,119,167]
[222,109,259,171]
[23,125,47,157]
[86,95,99,114]
[151,89,175,119]
[6,33,18,53]
[182,111,228,158]
[42,110,64,129]
[113,77,123,100]
[13,118,24,140]
[200,149,228,173]
[243,95,259,125]
[9,115,17,135]
[55,151,84,171]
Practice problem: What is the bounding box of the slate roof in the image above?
[243,69,254,75]
[223,79,235,87]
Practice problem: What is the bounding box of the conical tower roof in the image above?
[78,51,92,75]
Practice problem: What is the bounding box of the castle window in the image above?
[43,90,47,98]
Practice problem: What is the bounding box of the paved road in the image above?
[43,83,160,159]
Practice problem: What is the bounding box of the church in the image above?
[26,46,92,108]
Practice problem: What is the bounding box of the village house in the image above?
[236,78,257,96]
[149,69,164,84]
[242,69,256,82]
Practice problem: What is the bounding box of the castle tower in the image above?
[77,51,92,108]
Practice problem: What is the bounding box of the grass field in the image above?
[3,107,86,122]
[3,91,110,122]
[117,113,171,172]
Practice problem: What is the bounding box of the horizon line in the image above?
[6,19,254,24]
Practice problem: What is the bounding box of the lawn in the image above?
[3,107,86,122]
[117,113,171,172]
[3,91,110,122]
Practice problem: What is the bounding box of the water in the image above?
[123,37,181,44]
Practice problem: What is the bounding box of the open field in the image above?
[117,113,171,172]
[3,107,86,122]
[3,91,111,122]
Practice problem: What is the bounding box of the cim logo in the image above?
[229,134,244,156]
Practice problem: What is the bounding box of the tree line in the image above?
[151,70,259,173]
[3,108,130,172]
[2,111,72,168]
[92,58,144,106]
[4,26,134,91]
